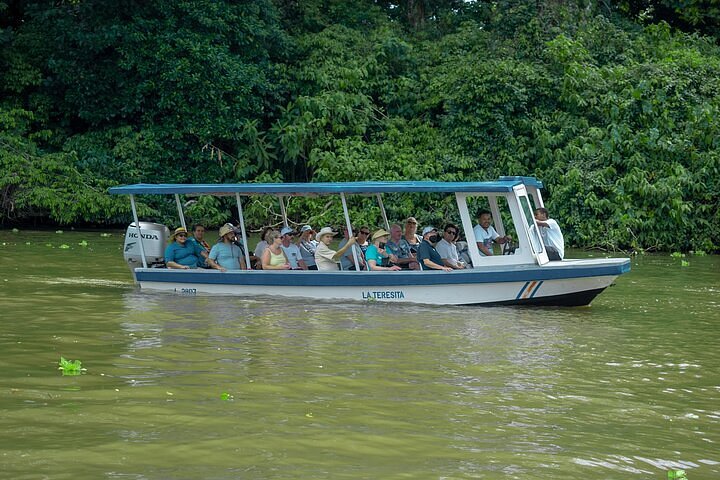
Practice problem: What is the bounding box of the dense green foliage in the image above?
[1,0,718,251]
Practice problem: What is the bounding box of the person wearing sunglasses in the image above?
[436,223,466,269]
[403,217,422,253]
[165,227,212,270]
[339,226,369,271]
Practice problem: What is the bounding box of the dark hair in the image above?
[443,223,459,236]
[535,207,549,217]
[192,224,205,231]
[477,209,492,218]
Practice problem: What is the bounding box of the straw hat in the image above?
[371,229,391,241]
[170,227,188,241]
[218,223,235,239]
[315,227,337,242]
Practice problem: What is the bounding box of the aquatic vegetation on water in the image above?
[668,469,688,479]
[59,244,70,249]
[670,252,685,258]
[58,357,86,376]
[220,392,233,401]
[681,260,690,267]
[78,240,88,247]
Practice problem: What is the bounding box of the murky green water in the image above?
[1,229,718,479]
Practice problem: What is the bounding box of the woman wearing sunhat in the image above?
[208,223,245,271]
[314,227,357,271]
[366,229,402,271]
[164,227,211,270]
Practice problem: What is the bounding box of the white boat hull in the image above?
[133,258,630,306]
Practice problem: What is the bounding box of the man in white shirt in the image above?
[435,224,466,269]
[473,210,511,256]
[280,226,307,270]
[534,208,564,260]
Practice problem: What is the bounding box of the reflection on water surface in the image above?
[0,230,718,479]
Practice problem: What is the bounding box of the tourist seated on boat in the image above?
[403,217,422,253]
[436,223,466,269]
[165,227,215,270]
[297,225,318,270]
[261,230,291,270]
[280,226,307,270]
[230,224,255,267]
[386,223,419,270]
[339,226,368,270]
[188,224,211,252]
[315,227,357,271]
[253,226,274,269]
[416,226,453,272]
[534,207,564,261]
[366,229,402,271]
[473,209,511,256]
[208,223,245,271]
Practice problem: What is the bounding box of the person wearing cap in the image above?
[473,209,511,256]
[314,227,357,271]
[297,225,318,270]
[208,224,245,271]
[279,226,307,270]
[436,223,466,269]
[164,227,211,270]
[261,230,291,270]
[366,229,401,271]
[416,226,453,272]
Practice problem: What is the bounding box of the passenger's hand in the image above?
[219,267,227,272]
[282,263,291,269]
[389,265,402,271]
[442,266,453,272]
[389,254,398,263]
[347,236,357,245]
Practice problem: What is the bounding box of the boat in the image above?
[109,177,630,306]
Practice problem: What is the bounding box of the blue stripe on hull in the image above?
[136,260,630,287]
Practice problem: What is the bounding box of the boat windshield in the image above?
[518,194,544,255]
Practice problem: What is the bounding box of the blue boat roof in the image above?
[108,179,542,196]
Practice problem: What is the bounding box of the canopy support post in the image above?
[130,194,148,269]
[235,193,251,269]
[456,193,482,268]
[174,194,187,229]
[340,192,360,270]
[489,196,505,237]
[278,196,288,228]
[376,193,390,231]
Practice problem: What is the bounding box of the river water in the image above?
[0,229,718,479]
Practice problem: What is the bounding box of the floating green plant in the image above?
[667,469,687,479]
[58,357,86,376]
[220,392,233,401]
[59,244,70,249]
[681,260,690,267]
[56,230,64,234]
[692,250,706,256]
[78,240,88,247]
[670,252,685,258]
[100,233,112,237]
[12,228,19,233]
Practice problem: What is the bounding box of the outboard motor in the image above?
[123,222,169,278]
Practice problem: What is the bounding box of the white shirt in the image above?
[435,238,461,267]
[315,242,340,271]
[473,224,499,256]
[539,219,564,259]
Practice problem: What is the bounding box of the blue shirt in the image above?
[416,240,443,269]
[365,245,385,267]
[209,242,243,270]
[386,238,411,259]
[165,241,205,268]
